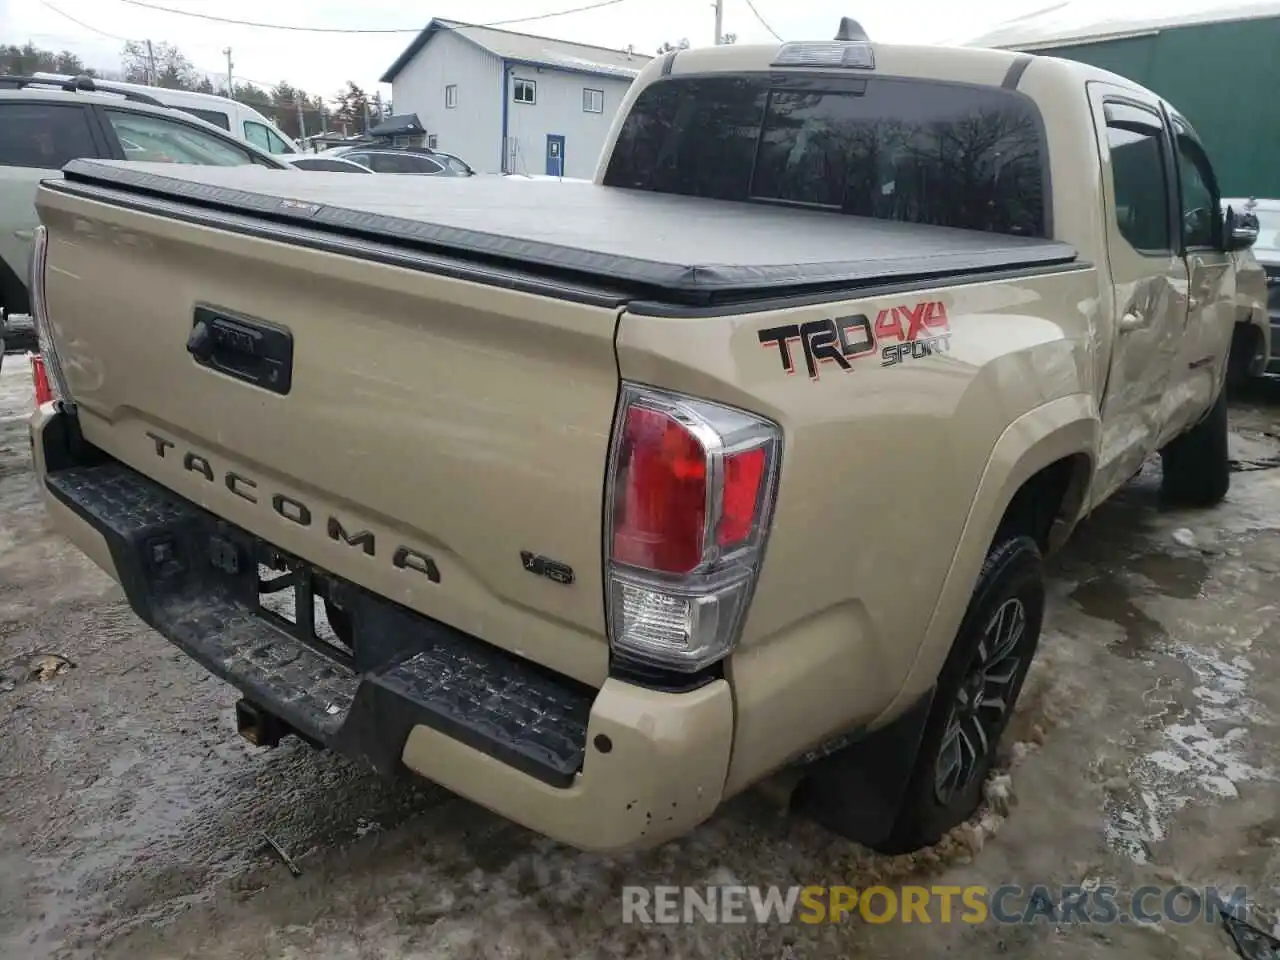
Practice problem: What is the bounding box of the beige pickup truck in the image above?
[25,25,1264,855]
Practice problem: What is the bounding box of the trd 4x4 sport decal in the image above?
[758,299,952,380]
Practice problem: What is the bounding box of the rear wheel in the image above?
[1160,387,1230,507]
[803,535,1045,855]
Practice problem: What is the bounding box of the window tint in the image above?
[180,107,231,130]
[1104,101,1172,253]
[106,111,256,166]
[365,152,443,174]
[604,75,1048,237]
[438,153,471,174]
[0,102,96,168]
[265,126,293,154]
[243,120,272,151]
[1172,125,1219,248]
[290,157,371,172]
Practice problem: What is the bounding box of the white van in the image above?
[32,73,301,156]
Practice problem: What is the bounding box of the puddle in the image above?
[1128,552,1211,599]
[1069,551,1210,659]
[1071,574,1167,659]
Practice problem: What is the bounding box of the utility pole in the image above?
[144,39,157,85]
[296,98,306,141]
[223,46,233,97]
[712,0,724,44]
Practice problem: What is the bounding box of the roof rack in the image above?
[0,73,165,107]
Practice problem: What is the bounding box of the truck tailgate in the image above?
[36,184,621,687]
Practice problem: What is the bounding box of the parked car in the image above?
[32,72,300,155]
[0,74,288,358]
[320,145,474,176]
[1224,196,1279,377]
[26,24,1258,856]
[284,155,374,173]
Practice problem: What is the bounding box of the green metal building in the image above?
[969,2,1280,198]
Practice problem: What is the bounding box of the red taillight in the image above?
[605,385,782,673]
[717,446,767,547]
[31,354,53,406]
[612,405,708,574]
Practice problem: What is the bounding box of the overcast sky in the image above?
[0,0,1251,100]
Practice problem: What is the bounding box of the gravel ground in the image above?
[2,355,1280,959]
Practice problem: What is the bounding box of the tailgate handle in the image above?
[188,306,293,396]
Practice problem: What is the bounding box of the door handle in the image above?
[1118,310,1147,332]
[14,229,33,241]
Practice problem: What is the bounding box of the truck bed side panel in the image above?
[615,265,1103,787]
[38,189,619,687]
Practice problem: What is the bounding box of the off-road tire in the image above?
[870,535,1044,855]
[1160,387,1230,507]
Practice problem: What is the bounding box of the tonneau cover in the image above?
[57,158,1079,300]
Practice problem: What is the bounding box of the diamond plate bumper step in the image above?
[45,461,594,787]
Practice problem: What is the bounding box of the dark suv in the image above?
[320,145,474,177]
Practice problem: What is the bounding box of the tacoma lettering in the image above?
[145,432,440,582]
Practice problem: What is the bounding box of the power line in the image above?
[741,0,782,41]
[37,0,133,42]
[485,0,626,27]
[98,0,627,34]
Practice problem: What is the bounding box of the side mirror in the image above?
[1223,205,1258,252]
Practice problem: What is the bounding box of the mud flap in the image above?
[793,687,934,847]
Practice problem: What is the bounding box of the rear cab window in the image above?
[603,73,1049,238]
[0,102,98,168]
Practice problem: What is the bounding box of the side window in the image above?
[365,152,436,174]
[1172,124,1220,249]
[243,120,272,151]
[181,108,231,131]
[265,127,293,154]
[1103,101,1172,254]
[106,111,256,166]
[0,102,97,169]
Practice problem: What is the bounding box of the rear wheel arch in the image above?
[872,396,1098,726]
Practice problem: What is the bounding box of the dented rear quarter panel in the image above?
[616,266,1103,790]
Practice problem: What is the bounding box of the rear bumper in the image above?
[31,405,734,852]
